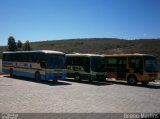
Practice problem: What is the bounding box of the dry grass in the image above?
[0,38,160,67]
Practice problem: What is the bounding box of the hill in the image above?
[0,38,160,67]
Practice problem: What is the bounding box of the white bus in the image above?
[2,50,66,81]
[66,53,106,82]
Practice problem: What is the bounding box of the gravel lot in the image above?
[0,75,160,113]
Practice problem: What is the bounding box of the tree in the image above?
[7,36,17,51]
[22,40,32,51]
[17,40,23,50]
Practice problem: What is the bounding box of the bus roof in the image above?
[105,53,154,57]
[3,50,65,54]
[66,53,104,57]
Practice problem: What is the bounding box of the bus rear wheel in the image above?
[127,76,137,85]
[35,72,41,82]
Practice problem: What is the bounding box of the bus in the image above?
[66,53,106,82]
[105,53,159,85]
[2,50,66,81]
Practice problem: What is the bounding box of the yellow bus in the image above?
[105,54,159,85]
[2,50,66,82]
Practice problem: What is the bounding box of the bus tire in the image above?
[9,68,14,77]
[75,73,81,81]
[141,81,149,86]
[35,71,41,82]
[127,75,137,85]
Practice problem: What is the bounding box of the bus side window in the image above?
[3,54,7,61]
[66,57,72,65]
[108,58,117,67]
[118,57,127,67]
[82,57,90,73]
[129,57,143,69]
[9,54,15,61]
[35,53,42,63]
[15,54,21,62]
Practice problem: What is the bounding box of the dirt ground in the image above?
[0,75,160,113]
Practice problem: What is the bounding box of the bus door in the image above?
[106,57,117,79]
[117,57,127,79]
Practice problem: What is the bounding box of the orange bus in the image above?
[105,54,159,85]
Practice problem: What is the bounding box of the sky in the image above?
[0,0,160,46]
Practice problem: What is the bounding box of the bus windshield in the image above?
[91,56,106,72]
[144,56,159,72]
[46,54,66,69]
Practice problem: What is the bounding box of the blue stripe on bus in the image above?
[2,68,66,80]
[2,69,9,74]
[14,70,35,79]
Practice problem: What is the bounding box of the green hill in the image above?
[0,38,160,67]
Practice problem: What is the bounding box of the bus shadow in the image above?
[66,78,113,86]
[105,79,160,89]
[4,76,72,86]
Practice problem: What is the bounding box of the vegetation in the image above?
[0,38,160,68]
[6,36,32,51]
[0,37,32,58]
[22,40,32,51]
[17,40,23,50]
[7,36,17,51]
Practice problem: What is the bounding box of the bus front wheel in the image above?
[127,76,137,85]
[35,72,41,82]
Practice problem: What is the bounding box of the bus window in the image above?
[128,57,143,70]
[82,57,90,73]
[66,57,73,65]
[144,56,159,72]
[2,54,7,61]
[108,58,117,67]
[72,57,82,66]
[117,57,127,67]
[91,56,105,72]
[4,54,15,61]
[46,54,65,69]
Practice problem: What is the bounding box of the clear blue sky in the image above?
[0,0,160,46]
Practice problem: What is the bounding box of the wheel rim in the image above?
[130,78,135,84]
[128,77,137,85]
